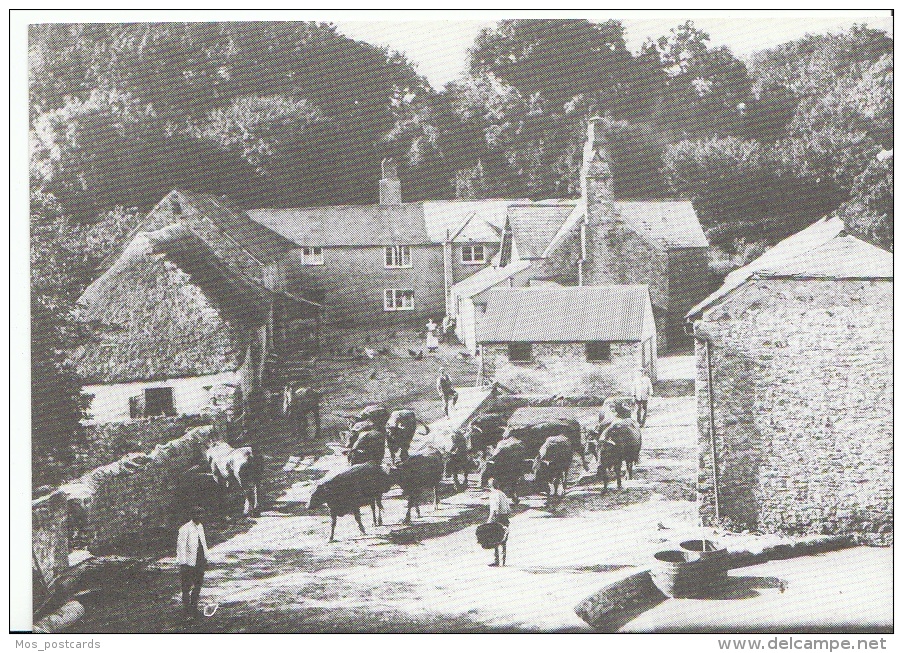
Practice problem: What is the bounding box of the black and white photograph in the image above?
[15,8,893,637]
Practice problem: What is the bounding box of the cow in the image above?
[504,418,588,471]
[390,453,444,524]
[307,462,392,542]
[385,409,430,464]
[587,397,634,460]
[466,413,509,456]
[346,419,377,449]
[445,428,474,491]
[347,430,387,465]
[480,437,527,505]
[595,436,623,493]
[282,385,321,439]
[532,435,573,498]
[359,405,391,432]
[205,439,261,515]
[595,417,642,492]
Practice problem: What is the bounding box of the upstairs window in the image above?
[384,289,414,311]
[385,245,412,268]
[461,244,486,264]
[508,342,532,362]
[301,246,323,265]
[586,341,611,362]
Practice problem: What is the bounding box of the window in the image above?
[301,246,323,265]
[586,341,611,362]
[461,244,486,264]
[384,289,414,311]
[385,245,412,268]
[143,387,176,417]
[508,342,532,362]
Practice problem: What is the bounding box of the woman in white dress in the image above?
[425,318,439,352]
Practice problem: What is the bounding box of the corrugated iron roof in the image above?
[687,217,893,318]
[177,190,296,264]
[450,259,533,299]
[477,285,650,343]
[507,204,575,259]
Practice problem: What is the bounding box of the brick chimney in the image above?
[379,157,402,205]
[582,117,620,285]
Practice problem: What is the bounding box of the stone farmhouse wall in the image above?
[32,491,70,585]
[695,279,892,544]
[482,341,641,396]
[60,425,214,549]
[280,244,447,330]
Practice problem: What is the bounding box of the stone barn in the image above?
[686,217,892,543]
[477,285,657,396]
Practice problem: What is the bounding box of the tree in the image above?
[838,152,893,251]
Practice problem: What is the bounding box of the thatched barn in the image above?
[686,217,893,544]
[75,191,321,424]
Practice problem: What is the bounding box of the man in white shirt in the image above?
[176,506,209,619]
[487,479,511,567]
[633,370,654,427]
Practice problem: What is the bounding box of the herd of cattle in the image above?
[198,397,643,542]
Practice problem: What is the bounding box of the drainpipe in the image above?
[578,218,588,287]
[443,229,453,316]
[691,323,721,522]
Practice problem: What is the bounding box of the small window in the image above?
[301,246,323,265]
[508,342,532,362]
[143,387,176,417]
[586,342,611,362]
[461,244,486,264]
[385,245,412,268]
[384,289,414,311]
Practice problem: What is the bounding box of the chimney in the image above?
[582,117,619,285]
[379,157,402,205]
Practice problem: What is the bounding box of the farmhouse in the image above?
[686,216,892,543]
[449,118,710,353]
[477,285,657,396]
[74,191,321,423]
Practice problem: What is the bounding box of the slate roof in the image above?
[687,216,893,318]
[477,285,650,343]
[507,204,576,259]
[423,200,518,243]
[450,259,533,299]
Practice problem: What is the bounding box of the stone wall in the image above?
[60,425,214,549]
[694,279,892,544]
[482,341,641,396]
[32,491,70,585]
[666,247,712,351]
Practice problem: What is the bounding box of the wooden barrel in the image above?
[680,539,728,565]
[650,550,705,598]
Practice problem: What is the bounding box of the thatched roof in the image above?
[73,234,239,384]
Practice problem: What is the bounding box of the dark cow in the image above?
[386,409,430,463]
[505,419,588,471]
[532,435,573,497]
[595,417,642,492]
[205,440,261,515]
[282,385,321,439]
[480,437,527,505]
[347,430,387,465]
[445,429,474,491]
[390,453,444,524]
[467,413,509,455]
[587,397,634,460]
[346,419,377,449]
[359,405,391,432]
[308,462,392,542]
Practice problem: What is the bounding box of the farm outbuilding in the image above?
[687,217,893,544]
[477,285,657,396]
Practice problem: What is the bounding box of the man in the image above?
[441,315,456,343]
[487,478,511,567]
[437,367,458,417]
[176,505,209,620]
[632,370,654,427]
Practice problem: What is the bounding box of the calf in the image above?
[532,435,573,497]
[480,437,527,505]
[347,430,386,465]
[206,440,261,515]
[359,405,391,432]
[467,413,509,456]
[390,453,444,524]
[505,419,588,471]
[386,409,429,463]
[308,462,392,542]
[445,429,474,491]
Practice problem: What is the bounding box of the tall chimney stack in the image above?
[582,117,620,285]
[380,157,402,205]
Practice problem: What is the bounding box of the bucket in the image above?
[650,550,705,598]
